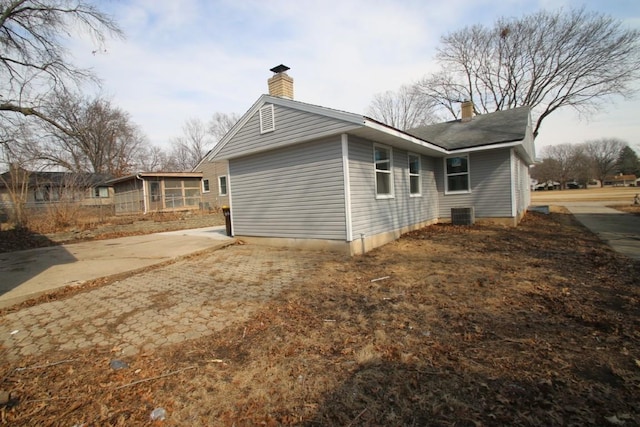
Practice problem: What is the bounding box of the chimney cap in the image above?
[270,64,290,74]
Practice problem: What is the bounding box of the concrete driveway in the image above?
[560,202,640,261]
[0,226,234,309]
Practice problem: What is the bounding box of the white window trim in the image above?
[259,104,275,134]
[408,152,421,197]
[374,143,394,199]
[202,179,210,193]
[218,175,228,196]
[444,154,471,195]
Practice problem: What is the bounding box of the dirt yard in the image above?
[1,198,639,425]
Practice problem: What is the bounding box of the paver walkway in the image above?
[0,245,329,361]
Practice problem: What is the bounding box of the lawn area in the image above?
[531,186,638,204]
[1,208,639,425]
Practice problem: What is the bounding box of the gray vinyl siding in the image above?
[348,137,438,239]
[216,103,359,160]
[436,148,513,218]
[230,137,346,239]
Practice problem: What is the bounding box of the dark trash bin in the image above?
[222,206,232,236]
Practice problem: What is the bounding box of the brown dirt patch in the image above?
[1,211,639,426]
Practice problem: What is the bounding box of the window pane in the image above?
[203,179,210,192]
[164,188,183,207]
[447,175,469,192]
[376,172,391,195]
[409,155,419,175]
[410,176,420,194]
[164,179,181,188]
[375,147,389,162]
[185,188,200,206]
[446,157,468,174]
[219,176,227,195]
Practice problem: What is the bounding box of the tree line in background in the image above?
[1,90,239,178]
[531,139,639,189]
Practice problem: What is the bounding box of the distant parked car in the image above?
[566,182,580,189]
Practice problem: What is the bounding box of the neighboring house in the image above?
[0,168,113,208]
[192,157,230,210]
[603,174,637,187]
[203,66,535,255]
[107,172,203,215]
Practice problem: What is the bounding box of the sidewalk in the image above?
[561,202,640,261]
[0,226,234,309]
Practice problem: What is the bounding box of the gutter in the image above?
[136,173,148,214]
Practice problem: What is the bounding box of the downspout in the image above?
[136,174,148,214]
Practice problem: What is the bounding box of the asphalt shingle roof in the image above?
[406,106,530,150]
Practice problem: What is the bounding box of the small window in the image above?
[202,179,210,193]
[445,155,470,193]
[408,153,421,196]
[218,175,228,196]
[94,187,109,198]
[374,145,393,198]
[259,104,275,134]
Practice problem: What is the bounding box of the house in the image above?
[106,172,203,215]
[203,66,535,255]
[0,167,113,208]
[603,174,637,187]
[192,158,230,210]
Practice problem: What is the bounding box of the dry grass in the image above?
[2,210,639,426]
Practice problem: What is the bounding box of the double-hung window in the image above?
[374,145,393,198]
[202,179,210,193]
[218,175,228,196]
[445,155,470,193]
[408,153,421,196]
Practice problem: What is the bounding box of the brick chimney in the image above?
[461,100,473,122]
[268,64,293,99]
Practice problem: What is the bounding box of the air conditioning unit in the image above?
[451,207,475,226]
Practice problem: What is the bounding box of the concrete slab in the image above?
[0,226,234,308]
[562,203,640,261]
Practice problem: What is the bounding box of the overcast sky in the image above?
[72,0,640,155]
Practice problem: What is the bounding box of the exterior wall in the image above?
[229,137,347,240]
[436,148,513,220]
[348,136,439,241]
[513,149,531,220]
[113,179,144,215]
[195,160,229,209]
[216,103,359,160]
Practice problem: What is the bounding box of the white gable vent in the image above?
[451,207,475,226]
[259,104,275,134]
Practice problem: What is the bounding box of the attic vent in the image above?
[259,104,275,134]
[451,207,475,226]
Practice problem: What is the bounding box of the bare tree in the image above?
[0,121,40,226]
[168,118,213,171]
[584,138,628,186]
[36,93,146,176]
[416,8,640,138]
[135,144,169,172]
[0,0,123,134]
[538,144,584,189]
[208,112,239,144]
[367,84,441,130]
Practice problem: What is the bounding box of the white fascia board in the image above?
[264,95,365,125]
[363,119,448,155]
